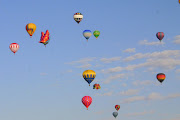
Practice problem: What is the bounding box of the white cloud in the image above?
[95,91,113,96]
[121,92,180,103]
[66,57,96,65]
[139,40,165,45]
[123,50,180,62]
[123,48,136,53]
[119,89,140,96]
[40,73,47,76]
[100,57,121,63]
[103,58,180,73]
[122,83,127,87]
[103,73,125,84]
[173,35,180,44]
[77,63,92,68]
[125,110,154,117]
[132,80,155,86]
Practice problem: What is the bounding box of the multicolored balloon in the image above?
[93,30,100,39]
[9,43,19,55]
[93,83,101,90]
[156,73,166,83]
[83,30,92,41]
[113,112,118,118]
[73,12,83,24]
[156,32,164,42]
[39,30,50,47]
[115,105,120,111]
[82,70,96,86]
[26,23,36,38]
[82,96,92,110]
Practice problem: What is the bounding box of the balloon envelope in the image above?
[93,30,100,39]
[82,96,92,110]
[115,105,120,111]
[83,70,96,86]
[9,43,19,54]
[156,32,164,41]
[39,30,50,46]
[83,30,92,40]
[113,112,118,118]
[156,73,166,83]
[26,23,36,37]
[93,83,101,89]
[73,12,83,24]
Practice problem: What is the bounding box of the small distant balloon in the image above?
[93,83,101,90]
[93,30,100,39]
[82,96,92,110]
[9,43,19,55]
[156,73,166,83]
[113,112,118,118]
[156,32,164,42]
[115,105,120,111]
[26,23,36,38]
[83,30,92,41]
[73,12,83,24]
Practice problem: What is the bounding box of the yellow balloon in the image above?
[82,70,96,86]
[26,23,36,37]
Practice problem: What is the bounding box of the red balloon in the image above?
[115,105,120,111]
[9,43,19,55]
[82,96,92,110]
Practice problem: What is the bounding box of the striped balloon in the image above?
[73,12,83,24]
[9,43,19,55]
[156,32,164,41]
[156,73,166,83]
[83,30,92,41]
[82,96,92,110]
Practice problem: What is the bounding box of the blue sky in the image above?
[0,0,180,120]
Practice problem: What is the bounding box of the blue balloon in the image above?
[83,30,92,40]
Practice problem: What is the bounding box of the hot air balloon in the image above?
[93,30,100,39]
[83,30,92,41]
[39,30,50,47]
[82,96,92,110]
[9,43,19,55]
[156,32,164,42]
[26,23,36,38]
[113,112,118,118]
[83,70,96,86]
[115,105,120,111]
[73,12,83,24]
[156,73,166,83]
[93,83,101,90]
[179,0,180,4]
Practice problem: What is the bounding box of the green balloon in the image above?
[93,30,100,39]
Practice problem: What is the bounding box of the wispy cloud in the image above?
[123,50,180,62]
[124,110,154,117]
[65,57,96,65]
[77,63,92,68]
[139,40,165,45]
[123,48,136,53]
[100,57,121,63]
[173,35,180,44]
[119,89,140,96]
[40,72,47,76]
[95,91,113,96]
[102,58,180,73]
[103,73,126,84]
[132,80,157,86]
[121,92,180,103]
